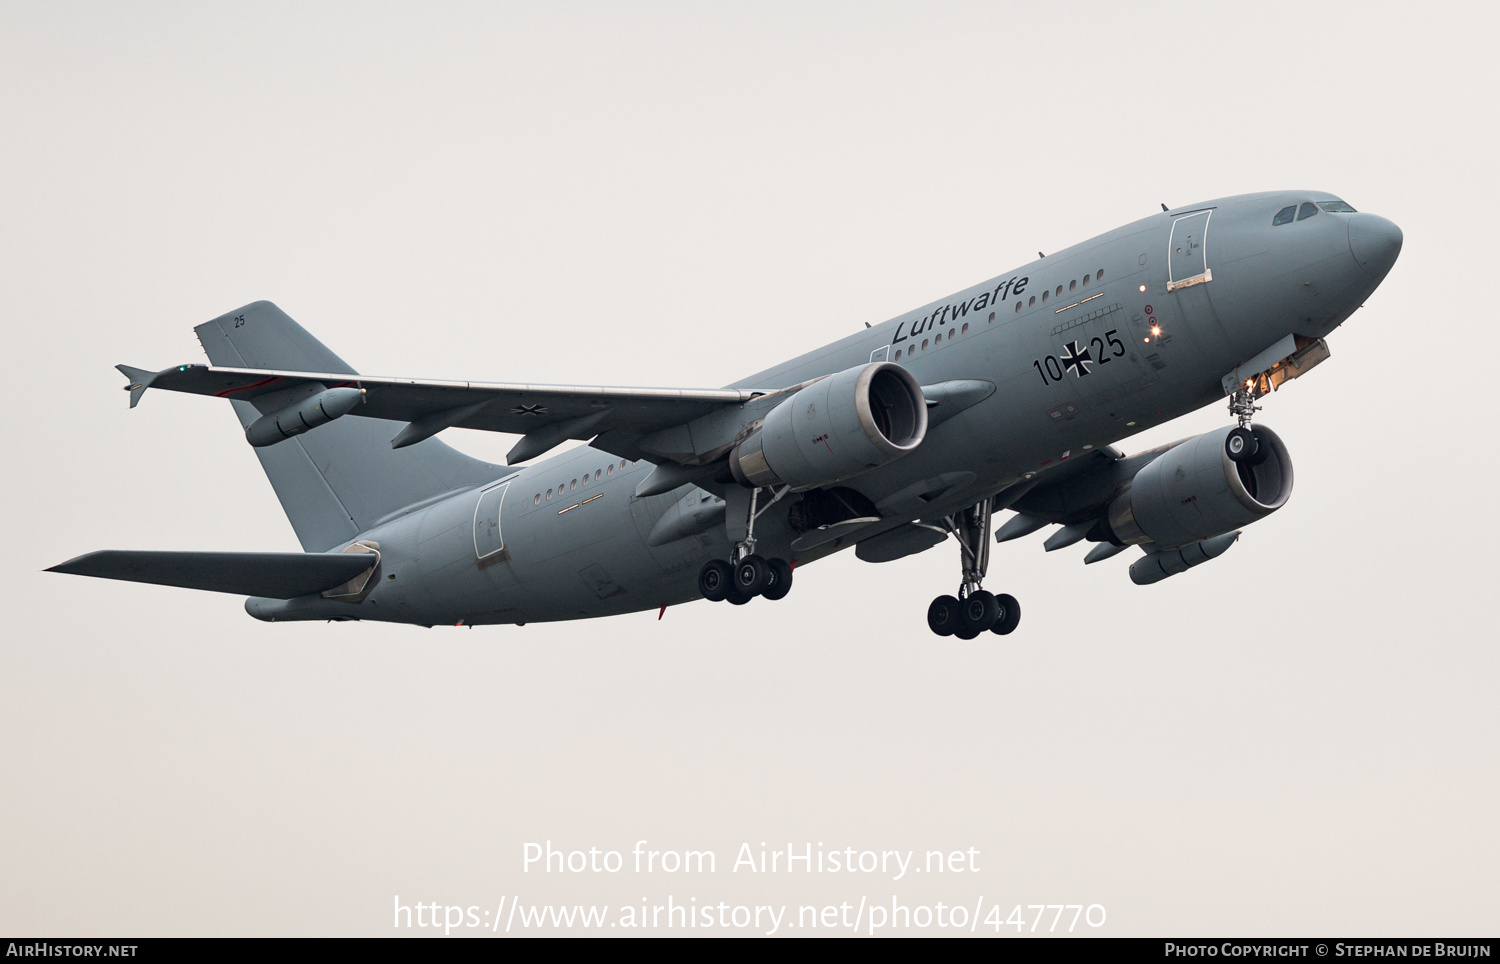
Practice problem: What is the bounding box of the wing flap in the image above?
[46,550,377,599]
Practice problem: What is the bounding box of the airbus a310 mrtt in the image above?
[50,191,1402,638]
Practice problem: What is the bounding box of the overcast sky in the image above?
[2,1,1496,937]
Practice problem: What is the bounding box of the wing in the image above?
[121,362,770,465]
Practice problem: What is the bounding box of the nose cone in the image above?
[1348,213,1403,280]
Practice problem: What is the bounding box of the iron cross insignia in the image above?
[1060,340,1093,377]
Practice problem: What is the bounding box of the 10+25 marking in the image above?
[1032,328,1125,385]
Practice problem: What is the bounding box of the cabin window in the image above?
[1096,269,1104,281]
[959,323,967,335]
[582,474,589,486]
[1014,301,1022,313]
[1042,290,1049,303]
[1069,279,1077,291]
[1082,274,1089,287]
[607,464,613,476]
[988,311,995,323]
[1297,202,1319,221]
[1318,199,1357,213]
[533,493,540,505]
[595,470,602,480]
[620,460,628,470]
[1028,295,1036,307]
[921,338,929,350]
[1273,205,1296,226]
[894,349,903,360]
[570,479,577,491]
[934,333,942,345]
[546,489,553,500]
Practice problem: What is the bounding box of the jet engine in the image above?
[728,362,927,490]
[1105,424,1293,549]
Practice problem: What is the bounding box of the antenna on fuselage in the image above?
[1161,203,1168,212]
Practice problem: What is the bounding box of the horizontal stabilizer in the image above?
[47,550,377,599]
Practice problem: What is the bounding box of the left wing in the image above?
[121,362,771,465]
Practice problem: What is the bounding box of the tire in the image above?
[733,554,770,596]
[954,624,981,640]
[1247,428,1271,465]
[726,587,751,605]
[698,559,733,602]
[962,590,998,630]
[927,595,960,636]
[990,593,1022,635]
[761,558,794,601]
[1225,426,1259,463]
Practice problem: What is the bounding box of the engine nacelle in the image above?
[1106,424,1293,549]
[729,363,927,490]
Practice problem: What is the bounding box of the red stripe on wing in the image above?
[212,376,284,398]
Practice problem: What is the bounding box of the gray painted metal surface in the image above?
[52,190,1402,627]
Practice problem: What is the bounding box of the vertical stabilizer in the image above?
[195,301,508,551]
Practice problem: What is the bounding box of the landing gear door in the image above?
[1167,210,1212,291]
[473,479,513,563]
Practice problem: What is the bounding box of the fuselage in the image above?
[248,191,1401,626]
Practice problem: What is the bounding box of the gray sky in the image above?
[2,1,1496,936]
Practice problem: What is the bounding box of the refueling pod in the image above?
[1105,424,1292,550]
[245,387,365,447]
[728,362,927,491]
[1129,531,1240,585]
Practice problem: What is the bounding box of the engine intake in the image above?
[1106,424,1293,549]
[729,363,927,490]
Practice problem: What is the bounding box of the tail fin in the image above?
[196,301,507,551]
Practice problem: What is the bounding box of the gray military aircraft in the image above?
[50,191,1401,637]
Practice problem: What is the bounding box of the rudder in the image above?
[196,301,508,551]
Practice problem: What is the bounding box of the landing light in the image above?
[1138,285,1147,292]
[1151,326,1161,336]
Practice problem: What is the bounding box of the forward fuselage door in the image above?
[473,479,514,563]
[1167,210,1213,291]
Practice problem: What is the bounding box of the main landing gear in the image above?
[698,485,794,606]
[926,499,1021,639]
[1225,383,1271,466]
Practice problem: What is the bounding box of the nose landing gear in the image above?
[1225,384,1271,465]
[927,499,1023,638]
[697,484,795,606]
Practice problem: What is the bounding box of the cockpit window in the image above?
[1296,202,1319,221]
[1317,199,1357,213]
[1272,205,1296,226]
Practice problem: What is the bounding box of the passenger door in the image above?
[473,479,513,563]
[1167,211,1213,291]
